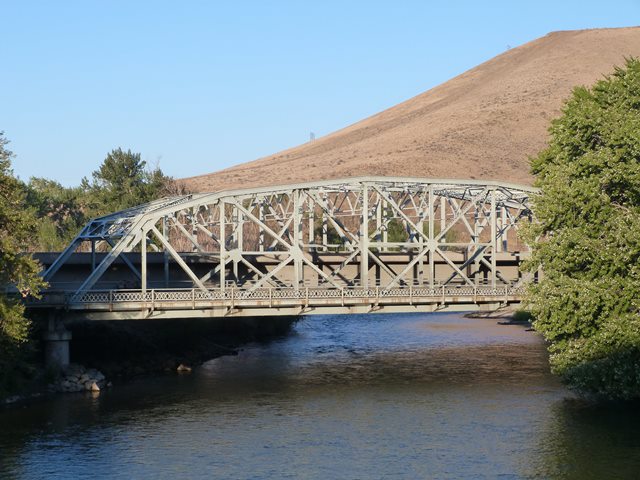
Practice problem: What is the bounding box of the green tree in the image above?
[522,58,640,400]
[0,132,45,380]
[25,178,86,251]
[83,148,168,215]
[386,218,408,243]
[15,148,172,254]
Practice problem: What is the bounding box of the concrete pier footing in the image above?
[43,314,72,369]
[478,302,502,312]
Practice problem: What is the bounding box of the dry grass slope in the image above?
[182,27,640,192]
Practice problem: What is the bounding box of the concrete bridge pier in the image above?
[43,311,72,370]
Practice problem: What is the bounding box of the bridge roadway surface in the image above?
[29,177,536,320]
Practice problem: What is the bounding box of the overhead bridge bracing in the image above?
[38,177,538,319]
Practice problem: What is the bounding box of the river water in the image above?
[1,312,639,479]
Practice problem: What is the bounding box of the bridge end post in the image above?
[43,311,72,370]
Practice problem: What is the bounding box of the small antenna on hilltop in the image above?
[310,132,315,142]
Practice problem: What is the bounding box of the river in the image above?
[1,312,639,479]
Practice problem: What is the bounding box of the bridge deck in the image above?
[30,284,521,319]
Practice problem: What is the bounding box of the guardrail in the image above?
[29,284,524,311]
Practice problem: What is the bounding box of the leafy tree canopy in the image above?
[523,58,640,400]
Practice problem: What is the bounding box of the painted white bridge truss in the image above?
[41,177,536,316]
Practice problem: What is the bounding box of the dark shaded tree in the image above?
[0,132,45,392]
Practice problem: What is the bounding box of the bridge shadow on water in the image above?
[1,312,640,479]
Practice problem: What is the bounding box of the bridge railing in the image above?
[28,284,525,310]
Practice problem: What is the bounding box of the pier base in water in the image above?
[43,315,72,369]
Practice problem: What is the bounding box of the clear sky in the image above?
[2,1,639,186]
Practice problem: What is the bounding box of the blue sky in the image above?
[2,1,639,185]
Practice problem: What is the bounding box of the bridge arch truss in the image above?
[41,177,537,317]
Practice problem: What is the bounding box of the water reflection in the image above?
[529,399,640,479]
[1,313,639,479]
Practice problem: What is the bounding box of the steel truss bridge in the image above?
[36,177,537,319]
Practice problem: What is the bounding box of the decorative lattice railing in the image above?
[27,284,524,310]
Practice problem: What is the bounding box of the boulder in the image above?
[176,364,192,374]
[51,364,109,394]
[84,381,100,392]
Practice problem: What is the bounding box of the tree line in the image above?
[23,147,180,251]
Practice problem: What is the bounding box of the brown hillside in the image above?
[182,27,640,192]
